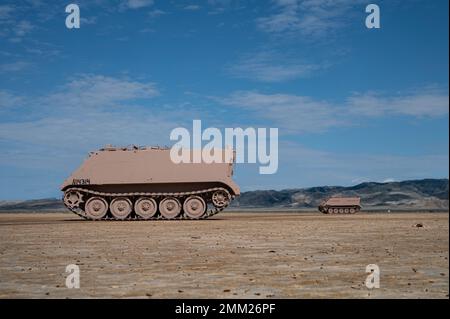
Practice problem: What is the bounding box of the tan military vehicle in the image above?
[61,146,240,220]
[318,197,361,214]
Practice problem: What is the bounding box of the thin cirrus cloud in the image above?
[0,74,173,151]
[0,4,14,23]
[0,90,24,109]
[217,91,342,133]
[122,0,155,10]
[184,5,201,11]
[0,61,30,73]
[227,51,322,82]
[43,74,160,110]
[257,0,364,37]
[346,89,450,118]
[14,20,34,37]
[148,9,168,18]
[217,87,449,133]
[0,4,34,37]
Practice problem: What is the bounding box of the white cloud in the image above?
[346,89,450,118]
[207,0,232,6]
[0,5,14,21]
[0,74,163,142]
[206,0,239,15]
[80,16,98,25]
[218,91,343,133]
[15,20,34,36]
[0,90,24,108]
[139,27,155,33]
[257,0,363,37]
[122,0,154,9]
[45,74,159,108]
[0,61,30,73]
[0,74,178,173]
[0,8,34,42]
[227,51,322,82]
[217,87,449,134]
[25,45,61,57]
[0,112,173,149]
[148,9,167,18]
[184,5,201,11]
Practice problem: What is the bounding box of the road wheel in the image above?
[135,197,158,219]
[159,197,181,219]
[110,197,132,220]
[85,197,108,220]
[183,196,206,219]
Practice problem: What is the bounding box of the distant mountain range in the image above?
[0,198,64,212]
[0,178,448,212]
[232,178,449,211]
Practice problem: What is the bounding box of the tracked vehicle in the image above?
[61,146,240,220]
[318,197,361,214]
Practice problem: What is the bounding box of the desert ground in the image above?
[0,211,448,298]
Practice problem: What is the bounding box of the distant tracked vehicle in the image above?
[318,197,361,214]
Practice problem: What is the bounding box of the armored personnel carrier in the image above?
[318,197,361,214]
[61,146,240,220]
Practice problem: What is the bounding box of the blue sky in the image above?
[0,0,448,199]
